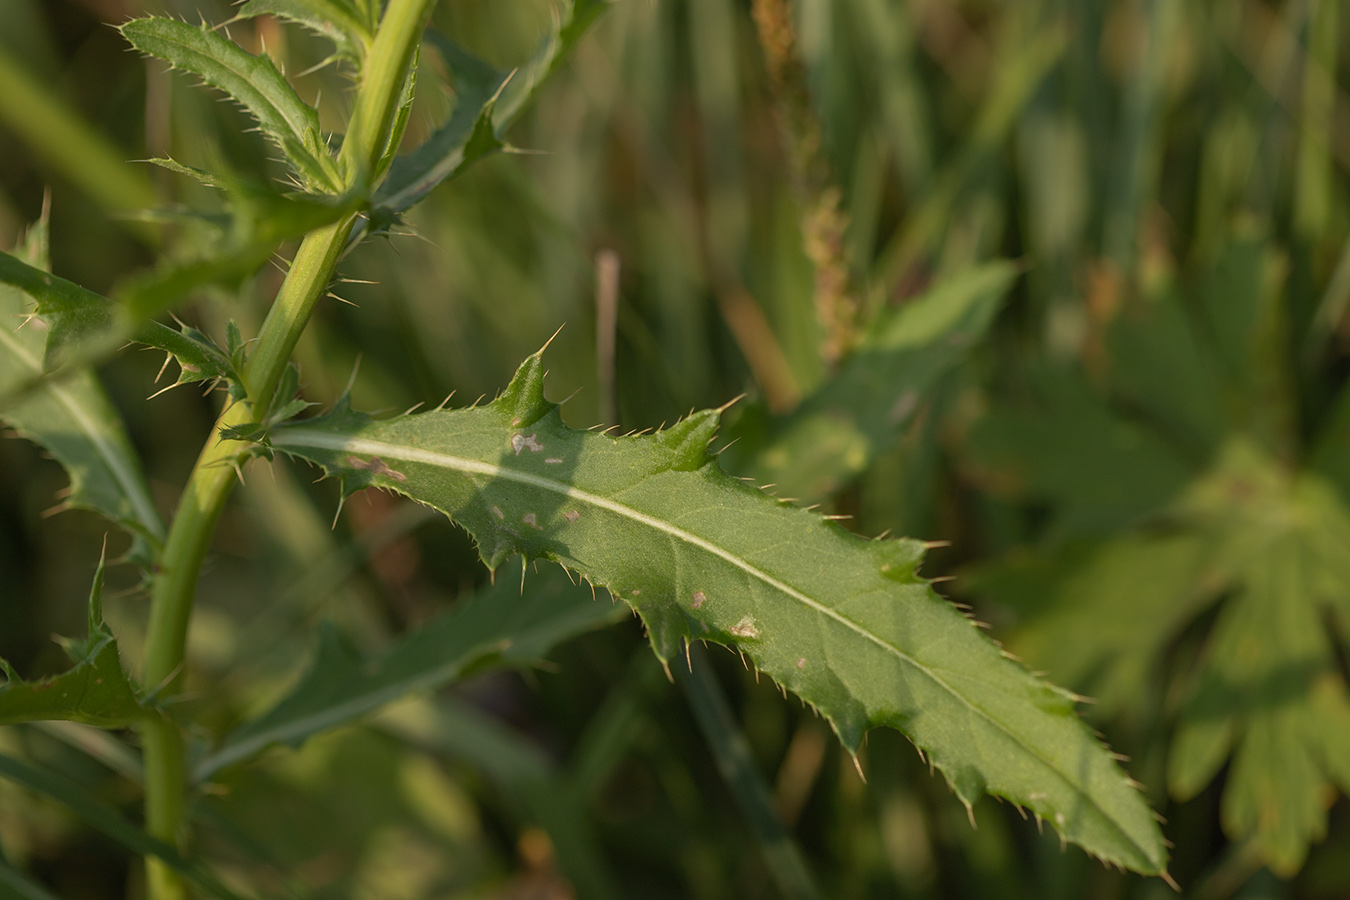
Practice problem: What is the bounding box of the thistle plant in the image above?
[0,2,1172,898]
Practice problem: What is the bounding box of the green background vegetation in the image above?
[0,0,1348,897]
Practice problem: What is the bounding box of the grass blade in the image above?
[0,753,248,900]
[196,568,625,780]
[677,643,822,900]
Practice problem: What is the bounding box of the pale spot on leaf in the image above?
[729,616,759,639]
[692,590,707,609]
[511,433,544,455]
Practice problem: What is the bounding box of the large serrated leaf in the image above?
[729,262,1015,502]
[268,350,1169,875]
[120,17,340,193]
[0,232,165,551]
[195,565,625,780]
[0,556,146,729]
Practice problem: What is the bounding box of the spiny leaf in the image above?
[235,0,371,64]
[269,350,1170,876]
[142,156,229,189]
[371,0,610,220]
[0,249,232,394]
[119,17,341,193]
[0,555,147,729]
[195,565,625,780]
[0,230,165,554]
[370,37,508,218]
[0,187,354,388]
[728,262,1015,502]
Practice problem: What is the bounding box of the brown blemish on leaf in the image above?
[346,455,407,482]
[691,590,707,609]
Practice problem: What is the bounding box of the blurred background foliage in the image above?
[1,0,1349,897]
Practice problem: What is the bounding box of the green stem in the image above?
[138,2,436,896]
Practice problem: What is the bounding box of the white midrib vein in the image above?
[0,324,164,540]
[272,429,1150,863]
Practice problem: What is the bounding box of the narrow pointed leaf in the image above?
[120,17,340,193]
[372,0,609,217]
[270,351,1170,875]
[196,566,624,780]
[0,236,165,550]
[0,557,147,729]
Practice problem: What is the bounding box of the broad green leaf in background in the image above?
[966,362,1195,540]
[1166,440,1350,876]
[968,230,1350,876]
[0,227,166,552]
[119,18,341,194]
[729,262,1016,503]
[196,565,626,780]
[0,555,146,729]
[266,350,1170,876]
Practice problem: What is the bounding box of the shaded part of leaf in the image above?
[0,557,147,729]
[270,352,1170,875]
[236,0,370,63]
[0,247,165,552]
[119,18,340,193]
[0,753,247,900]
[728,262,1015,503]
[196,566,623,780]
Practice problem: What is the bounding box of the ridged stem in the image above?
[139,1,435,896]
